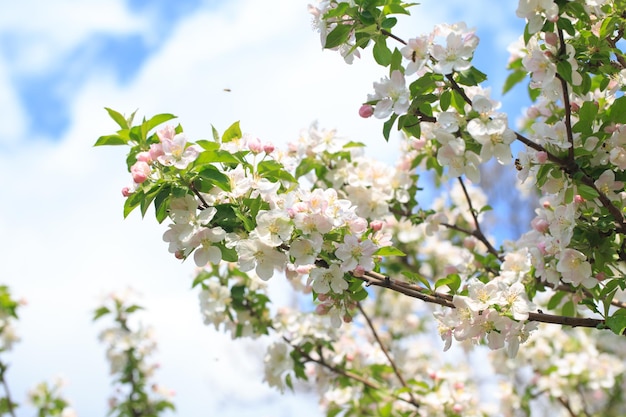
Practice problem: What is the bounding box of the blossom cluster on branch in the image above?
[95,0,626,415]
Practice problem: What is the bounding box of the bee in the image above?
[514,158,523,171]
[223,88,231,92]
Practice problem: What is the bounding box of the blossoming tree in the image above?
[95,0,626,415]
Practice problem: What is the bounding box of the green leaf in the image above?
[573,101,598,134]
[194,150,242,165]
[105,107,129,130]
[383,4,411,15]
[373,38,392,66]
[380,17,397,29]
[577,183,600,200]
[125,304,144,313]
[434,274,461,293]
[556,60,573,85]
[547,291,566,310]
[382,113,399,141]
[562,300,575,317]
[390,47,403,72]
[325,24,353,49]
[144,113,177,133]
[606,309,626,334]
[295,157,324,179]
[154,185,172,224]
[222,121,242,143]
[198,165,231,191]
[402,271,432,291]
[557,17,575,36]
[123,190,144,218]
[502,70,527,94]
[94,134,128,146]
[196,140,220,151]
[456,67,487,86]
[610,96,626,124]
[93,306,110,321]
[439,90,451,111]
[374,246,406,256]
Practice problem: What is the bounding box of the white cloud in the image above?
[0,0,149,75]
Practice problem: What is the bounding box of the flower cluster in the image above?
[94,289,175,415]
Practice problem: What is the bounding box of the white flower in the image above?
[556,248,595,288]
[190,227,226,267]
[157,133,199,169]
[368,70,410,118]
[334,235,378,272]
[401,35,431,74]
[516,0,559,34]
[236,236,287,280]
[263,342,294,393]
[310,264,348,294]
[430,30,476,74]
[255,210,294,247]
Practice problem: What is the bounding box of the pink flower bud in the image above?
[531,217,549,233]
[352,265,365,277]
[349,217,368,234]
[131,161,151,184]
[454,382,465,390]
[570,102,580,113]
[157,125,176,142]
[263,142,275,154]
[596,272,606,281]
[149,143,164,160]
[463,237,476,250]
[136,151,152,163]
[317,293,329,302]
[359,104,374,118]
[574,194,585,204]
[370,220,384,232]
[174,250,185,260]
[544,32,558,47]
[443,265,458,275]
[527,107,540,118]
[412,138,427,150]
[315,304,329,315]
[453,404,463,413]
[536,151,548,164]
[121,186,132,197]
[247,136,263,154]
[343,314,353,323]
[537,241,547,255]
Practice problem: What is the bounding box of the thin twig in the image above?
[556,29,575,164]
[457,177,502,260]
[287,338,418,408]
[0,363,17,417]
[356,303,420,408]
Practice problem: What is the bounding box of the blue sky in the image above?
[0,1,528,416]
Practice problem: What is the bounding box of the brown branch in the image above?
[380,29,407,46]
[556,29,576,164]
[356,303,420,408]
[356,270,608,331]
[605,28,626,69]
[0,363,16,417]
[457,177,502,260]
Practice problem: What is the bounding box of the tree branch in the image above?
[355,270,608,331]
[0,362,17,417]
[356,302,420,408]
